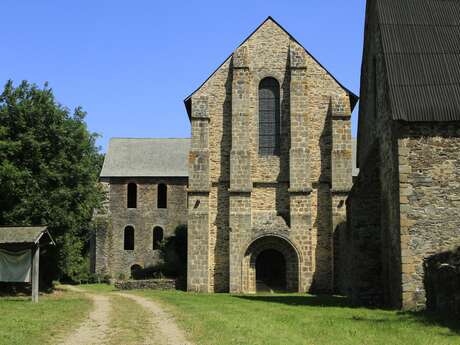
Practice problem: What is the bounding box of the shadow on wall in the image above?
[311,102,333,293]
[424,247,460,315]
[275,59,291,224]
[214,65,233,293]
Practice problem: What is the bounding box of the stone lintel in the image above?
[331,188,351,194]
[288,188,313,194]
[331,114,351,120]
[228,189,252,194]
[190,115,210,121]
[187,188,210,194]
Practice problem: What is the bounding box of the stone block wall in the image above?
[340,147,383,305]
[187,18,354,293]
[95,177,188,277]
[114,278,177,290]
[398,123,460,309]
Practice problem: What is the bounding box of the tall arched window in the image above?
[127,183,137,208]
[124,226,135,250]
[153,226,164,250]
[157,184,167,209]
[259,77,280,156]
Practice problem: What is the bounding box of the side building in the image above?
[94,138,189,278]
[339,0,460,310]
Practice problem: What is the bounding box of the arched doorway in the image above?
[256,249,286,292]
[130,264,142,279]
[242,236,299,293]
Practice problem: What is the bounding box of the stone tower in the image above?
[185,17,357,293]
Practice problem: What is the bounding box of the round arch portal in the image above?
[242,236,299,293]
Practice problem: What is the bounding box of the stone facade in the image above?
[340,0,460,310]
[95,177,188,277]
[186,18,356,293]
[91,14,460,312]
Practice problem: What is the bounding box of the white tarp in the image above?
[0,249,32,282]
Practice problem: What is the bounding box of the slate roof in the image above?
[100,138,190,178]
[0,226,54,245]
[184,16,359,119]
[376,0,460,121]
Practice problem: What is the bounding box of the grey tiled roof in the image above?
[0,226,54,245]
[100,138,190,178]
[376,0,460,121]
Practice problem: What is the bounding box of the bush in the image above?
[131,225,187,281]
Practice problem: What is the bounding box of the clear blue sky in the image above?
[1,1,366,152]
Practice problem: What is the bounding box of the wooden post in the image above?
[32,246,40,303]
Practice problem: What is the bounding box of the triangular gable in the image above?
[184,16,359,119]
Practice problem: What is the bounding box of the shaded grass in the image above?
[0,289,91,345]
[136,291,460,345]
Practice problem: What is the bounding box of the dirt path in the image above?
[116,292,193,345]
[61,286,111,345]
[59,286,193,345]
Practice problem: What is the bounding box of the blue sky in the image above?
[1,1,366,152]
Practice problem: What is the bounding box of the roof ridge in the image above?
[183,16,359,118]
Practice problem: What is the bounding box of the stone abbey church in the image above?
[95,0,460,311]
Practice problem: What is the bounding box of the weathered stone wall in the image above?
[351,1,403,309]
[114,278,176,290]
[424,247,460,314]
[341,147,383,305]
[188,18,354,293]
[398,123,460,309]
[96,177,188,277]
[354,0,460,310]
[94,182,111,275]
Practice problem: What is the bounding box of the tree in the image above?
[0,80,103,283]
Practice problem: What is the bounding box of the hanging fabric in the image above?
[0,249,32,282]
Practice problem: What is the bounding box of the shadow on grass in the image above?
[400,311,460,336]
[234,295,460,336]
[351,311,460,337]
[233,294,352,308]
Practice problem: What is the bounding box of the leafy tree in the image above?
[0,80,103,283]
[132,225,187,285]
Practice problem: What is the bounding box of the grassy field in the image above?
[0,289,91,345]
[137,291,460,345]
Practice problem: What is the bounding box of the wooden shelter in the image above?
[0,226,55,302]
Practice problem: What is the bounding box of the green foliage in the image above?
[158,224,187,278]
[0,80,103,282]
[132,225,187,281]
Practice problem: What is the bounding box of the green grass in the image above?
[77,283,117,293]
[106,295,153,345]
[0,289,92,345]
[136,291,460,345]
